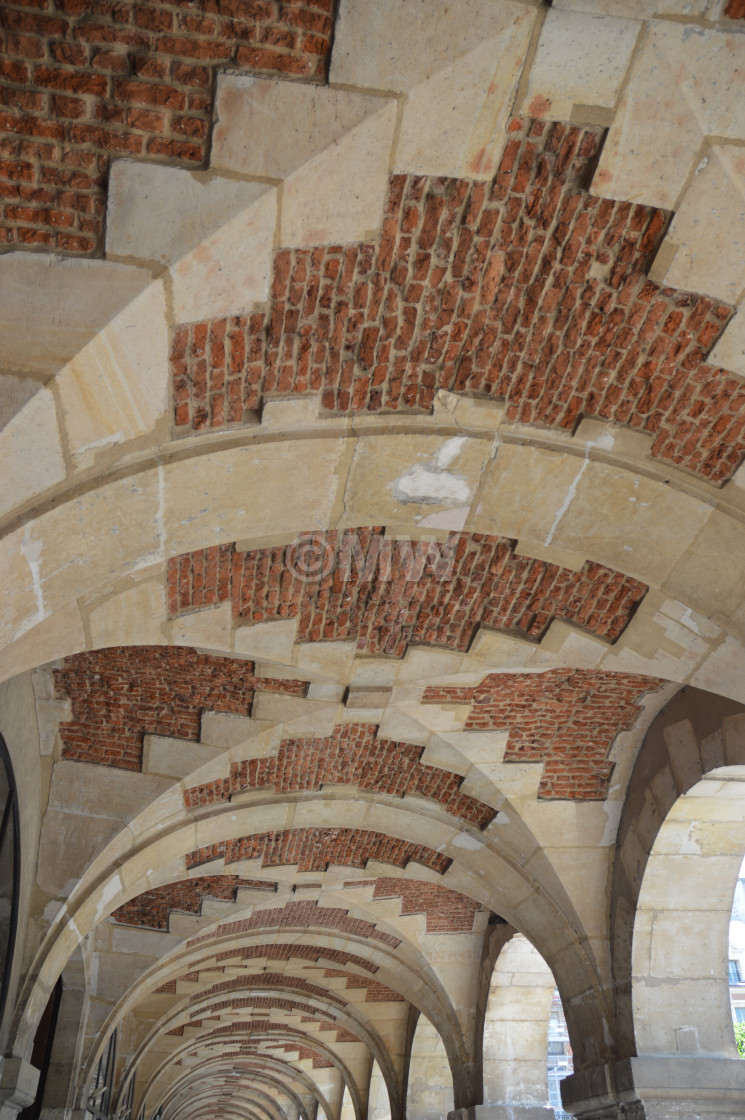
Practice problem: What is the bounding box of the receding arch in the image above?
[406,1013,454,1120]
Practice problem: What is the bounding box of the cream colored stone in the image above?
[711,302,745,380]
[143,735,225,780]
[0,372,43,430]
[212,76,388,181]
[172,187,276,322]
[521,10,639,120]
[107,161,267,266]
[280,103,397,248]
[332,0,537,93]
[553,0,718,14]
[89,579,166,649]
[0,253,150,378]
[232,618,298,662]
[395,9,534,180]
[660,145,745,304]
[0,601,86,685]
[57,279,169,467]
[691,636,745,703]
[32,470,162,615]
[168,602,233,654]
[664,510,745,620]
[594,24,745,209]
[0,388,66,519]
[162,440,344,556]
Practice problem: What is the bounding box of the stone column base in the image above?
[560,1056,745,1120]
[449,1105,555,1120]
[0,1057,39,1120]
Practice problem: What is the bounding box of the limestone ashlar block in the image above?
[0,252,151,378]
[659,144,745,305]
[106,161,271,267]
[520,9,639,121]
[594,23,745,210]
[0,388,66,520]
[280,102,397,248]
[211,76,388,181]
[57,278,169,468]
[394,8,535,180]
[331,0,536,93]
[553,0,720,16]
[172,187,277,322]
[709,301,745,378]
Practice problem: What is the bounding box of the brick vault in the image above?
[1,4,745,1120]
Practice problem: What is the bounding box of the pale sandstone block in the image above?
[0,373,43,430]
[395,9,535,180]
[57,279,169,468]
[0,253,150,378]
[331,0,538,93]
[660,145,745,304]
[711,302,745,380]
[89,579,166,649]
[692,636,745,703]
[594,23,745,209]
[172,187,276,322]
[232,618,298,662]
[167,601,232,654]
[0,388,66,520]
[107,161,267,265]
[212,75,389,181]
[143,735,225,780]
[553,0,719,14]
[0,603,86,685]
[665,509,745,619]
[521,9,639,120]
[280,102,397,248]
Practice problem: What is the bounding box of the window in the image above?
[734,1006,745,1023]
[0,735,20,1028]
[729,960,742,984]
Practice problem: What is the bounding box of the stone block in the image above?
[0,389,66,519]
[520,10,639,120]
[280,102,397,248]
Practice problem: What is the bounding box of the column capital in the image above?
[0,1056,40,1120]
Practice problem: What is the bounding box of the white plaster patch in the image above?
[392,465,471,505]
[450,831,485,851]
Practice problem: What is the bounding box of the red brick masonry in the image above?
[168,528,648,657]
[171,117,739,483]
[424,668,665,799]
[0,0,335,253]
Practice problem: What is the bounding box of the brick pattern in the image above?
[338,975,404,1002]
[424,669,664,799]
[193,995,338,1020]
[206,1019,359,1044]
[370,878,482,933]
[184,722,495,828]
[201,973,347,1006]
[111,875,276,930]
[187,899,401,948]
[186,827,451,874]
[170,117,740,484]
[208,942,378,972]
[53,645,307,770]
[168,529,648,658]
[0,0,335,254]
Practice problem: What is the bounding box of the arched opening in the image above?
[406,1014,454,1120]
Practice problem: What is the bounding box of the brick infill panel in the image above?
[369,878,482,933]
[184,721,495,829]
[199,973,347,1007]
[168,528,648,658]
[170,116,739,483]
[111,875,276,930]
[186,898,400,949]
[202,1019,359,1044]
[424,668,665,799]
[53,645,307,770]
[186,827,451,875]
[0,0,335,255]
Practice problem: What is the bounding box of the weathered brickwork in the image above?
[168,528,648,657]
[186,827,451,874]
[424,669,665,799]
[111,876,276,930]
[53,645,307,770]
[184,722,495,828]
[370,878,482,933]
[171,117,740,483]
[193,996,340,1021]
[0,0,335,254]
[207,1019,359,1044]
[201,973,347,1007]
[187,899,401,948]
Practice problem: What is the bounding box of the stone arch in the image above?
[368,1059,391,1120]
